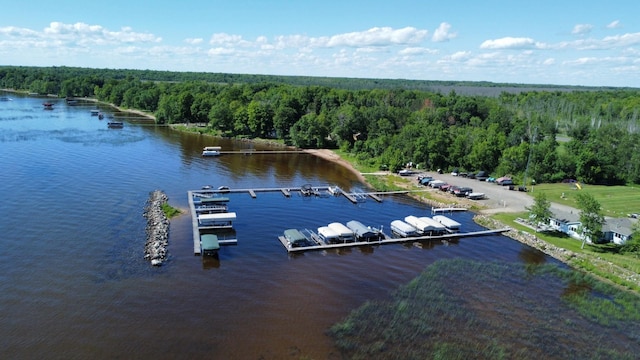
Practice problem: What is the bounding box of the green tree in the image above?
[526,192,553,231]
[576,192,605,249]
[620,221,640,256]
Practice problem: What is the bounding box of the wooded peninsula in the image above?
[2,65,640,186]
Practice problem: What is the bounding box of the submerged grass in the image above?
[329,259,640,360]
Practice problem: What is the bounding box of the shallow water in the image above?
[1,93,570,359]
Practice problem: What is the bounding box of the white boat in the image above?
[328,222,355,242]
[202,146,222,156]
[327,186,342,196]
[202,150,221,156]
[432,215,461,233]
[390,220,418,237]
[317,226,340,244]
[467,192,485,200]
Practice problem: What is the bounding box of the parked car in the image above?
[418,176,433,186]
[448,185,460,194]
[454,187,473,197]
[496,176,513,186]
[486,177,496,183]
[475,171,488,181]
[440,184,452,192]
[429,180,446,188]
[451,168,459,176]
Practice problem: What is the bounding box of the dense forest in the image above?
[2,65,640,185]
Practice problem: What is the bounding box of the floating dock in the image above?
[188,190,238,255]
[193,186,407,204]
[278,228,510,253]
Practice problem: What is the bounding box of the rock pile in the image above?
[143,190,170,266]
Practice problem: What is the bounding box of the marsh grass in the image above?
[329,259,640,360]
[161,202,181,218]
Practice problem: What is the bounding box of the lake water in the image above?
[0,93,611,359]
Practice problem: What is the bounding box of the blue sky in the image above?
[1,0,639,87]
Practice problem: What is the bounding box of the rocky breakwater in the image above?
[143,190,170,266]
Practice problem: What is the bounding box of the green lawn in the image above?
[532,183,640,218]
[492,211,640,292]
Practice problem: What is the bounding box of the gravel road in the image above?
[407,171,578,216]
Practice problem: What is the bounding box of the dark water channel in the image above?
[0,93,634,359]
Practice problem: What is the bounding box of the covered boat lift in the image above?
[346,220,383,241]
[432,215,461,233]
[200,234,220,255]
[328,222,355,242]
[198,212,236,228]
[390,220,419,237]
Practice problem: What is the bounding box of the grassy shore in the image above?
[331,149,640,295]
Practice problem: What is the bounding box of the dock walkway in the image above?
[278,228,510,253]
[188,190,238,255]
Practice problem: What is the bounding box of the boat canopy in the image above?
[284,229,308,246]
[200,234,220,251]
[432,215,461,231]
[390,220,418,237]
[346,220,379,240]
[197,196,230,204]
[198,212,236,227]
[404,215,436,233]
[328,222,355,240]
[418,217,447,232]
[317,226,340,241]
[203,146,221,151]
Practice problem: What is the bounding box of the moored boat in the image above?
[202,149,221,156]
[328,222,355,242]
[107,121,124,128]
[346,220,383,241]
[317,226,340,244]
[283,229,310,248]
[200,234,220,255]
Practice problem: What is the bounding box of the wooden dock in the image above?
[192,186,412,203]
[278,228,510,253]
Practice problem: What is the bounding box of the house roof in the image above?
[551,209,581,224]
[603,217,636,236]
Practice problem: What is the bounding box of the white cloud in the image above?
[398,47,437,55]
[185,38,203,45]
[542,58,555,65]
[209,33,244,45]
[606,20,621,29]
[325,26,428,47]
[480,37,540,49]
[432,22,456,42]
[449,51,471,61]
[572,24,593,35]
[0,21,161,47]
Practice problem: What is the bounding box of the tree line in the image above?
[2,66,640,185]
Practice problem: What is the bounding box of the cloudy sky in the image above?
[1,0,638,87]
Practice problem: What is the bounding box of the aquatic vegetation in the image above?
[329,259,640,359]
